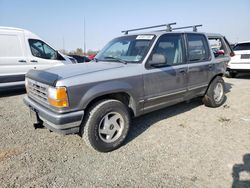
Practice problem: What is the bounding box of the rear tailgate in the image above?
[230,50,250,64]
[231,42,250,63]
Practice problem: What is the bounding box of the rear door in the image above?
[185,33,212,98]
[0,30,33,87]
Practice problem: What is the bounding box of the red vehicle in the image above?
[88,54,96,60]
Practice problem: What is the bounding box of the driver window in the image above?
[29,39,58,60]
[150,34,183,66]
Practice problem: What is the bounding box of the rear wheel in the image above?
[202,76,226,108]
[81,99,130,152]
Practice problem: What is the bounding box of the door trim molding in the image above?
[146,89,186,102]
[0,74,25,83]
[188,84,208,91]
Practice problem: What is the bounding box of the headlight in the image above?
[48,87,69,108]
[25,78,29,92]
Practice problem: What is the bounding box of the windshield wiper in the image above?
[104,56,127,64]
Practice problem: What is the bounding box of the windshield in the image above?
[233,43,250,51]
[95,35,155,63]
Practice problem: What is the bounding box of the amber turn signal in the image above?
[48,87,69,108]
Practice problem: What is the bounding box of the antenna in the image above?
[83,16,86,55]
[62,37,65,50]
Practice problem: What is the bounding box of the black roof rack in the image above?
[122,23,202,34]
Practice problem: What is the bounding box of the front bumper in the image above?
[24,96,84,134]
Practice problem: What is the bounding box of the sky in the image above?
[0,0,249,52]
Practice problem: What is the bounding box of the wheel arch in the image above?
[79,82,139,117]
[205,73,224,94]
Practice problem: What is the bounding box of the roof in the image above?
[0,26,40,39]
[205,33,223,37]
[0,26,27,32]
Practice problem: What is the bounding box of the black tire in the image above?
[202,76,226,108]
[81,99,130,152]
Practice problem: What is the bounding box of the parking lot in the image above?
[0,75,250,187]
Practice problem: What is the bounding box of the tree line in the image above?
[59,48,99,56]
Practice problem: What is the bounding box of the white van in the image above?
[0,27,72,90]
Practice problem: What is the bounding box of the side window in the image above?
[149,34,183,66]
[29,39,58,60]
[208,38,227,58]
[0,34,22,58]
[187,34,210,62]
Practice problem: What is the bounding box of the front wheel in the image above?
[81,99,130,152]
[202,76,226,108]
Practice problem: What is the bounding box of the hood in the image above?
[26,62,125,86]
[46,62,124,79]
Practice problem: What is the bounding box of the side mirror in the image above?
[149,54,166,66]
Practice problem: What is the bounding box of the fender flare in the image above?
[79,80,138,115]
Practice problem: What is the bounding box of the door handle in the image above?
[179,69,187,74]
[208,64,213,70]
[30,60,38,63]
[18,60,27,63]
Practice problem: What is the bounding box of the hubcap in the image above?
[98,112,124,143]
[214,83,224,102]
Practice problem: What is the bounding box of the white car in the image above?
[0,27,72,91]
[227,41,250,77]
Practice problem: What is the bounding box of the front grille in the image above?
[26,78,49,104]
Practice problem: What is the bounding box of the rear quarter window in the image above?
[208,37,228,58]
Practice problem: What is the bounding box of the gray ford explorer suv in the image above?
[24,23,233,152]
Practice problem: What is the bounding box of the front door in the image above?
[26,39,64,70]
[143,33,188,112]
